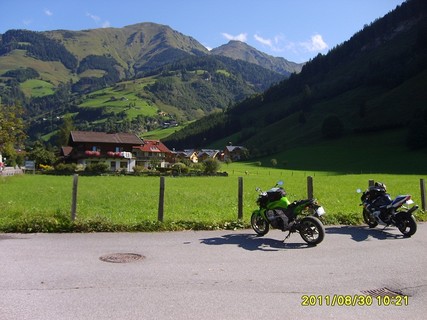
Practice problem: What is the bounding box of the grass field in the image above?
[1,162,425,232]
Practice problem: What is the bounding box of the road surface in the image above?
[1,224,426,319]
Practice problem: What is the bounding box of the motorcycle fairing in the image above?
[390,195,411,208]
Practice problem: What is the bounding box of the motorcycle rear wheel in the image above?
[251,212,269,236]
[363,208,378,228]
[298,216,325,245]
[397,215,417,237]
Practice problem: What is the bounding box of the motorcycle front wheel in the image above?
[397,215,417,237]
[298,216,325,245]
[363,208,378,228]
[251,212,269,236]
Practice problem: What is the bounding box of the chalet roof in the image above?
[61,146,73,157]
[133,140,171,153]
[198,149,220,157]
[225,145,247,152]
[69,131,143,145]
[173,150,197,157]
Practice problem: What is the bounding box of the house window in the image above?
[110,161,116,171]
[115,147,123,152]
[120,162,127,169]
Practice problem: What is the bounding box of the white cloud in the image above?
[86,12,110,28]
[254,34,272,47]
[86,12,101,23]
[222,32,248,42]
[44,9,53,16]
[253,32,328,61]
[300,34,328,52]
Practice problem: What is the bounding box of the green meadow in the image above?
[1,162,425,232]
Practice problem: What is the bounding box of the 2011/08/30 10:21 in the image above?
[301,294,409,306]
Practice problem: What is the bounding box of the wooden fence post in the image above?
[369,179,374,187]
[420,178,426,211]
[307,176,313,199]
[158,176,165,222]
[71,174,78,221]
[238,177,243,220]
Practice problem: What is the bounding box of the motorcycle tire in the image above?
[397,215,417,237]
[362,208,378,228]
[298,216,325,245]
[251,212,269,236]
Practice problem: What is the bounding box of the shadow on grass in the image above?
[326,225,406,242]
[200,233,317,251]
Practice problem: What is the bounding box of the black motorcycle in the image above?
[359,182,418,237]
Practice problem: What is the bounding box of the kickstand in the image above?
[381,224,390,231]
[283,231,292,242]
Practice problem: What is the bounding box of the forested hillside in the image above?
[164,0,427,158]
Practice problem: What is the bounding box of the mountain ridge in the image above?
[0,22,302,139]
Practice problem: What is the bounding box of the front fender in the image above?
[252,208,265,219]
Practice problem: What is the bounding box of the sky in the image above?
[0,0,406,63]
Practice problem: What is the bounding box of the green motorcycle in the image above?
[251,181,325,245]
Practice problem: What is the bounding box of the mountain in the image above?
[164,0,427,172]
[0,22,303,140]
[211,40,303,75]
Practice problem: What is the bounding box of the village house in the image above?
[197,149,220,162]
[60,131,248,172]
[63,131,144,172]
[172,149,199,163]
[222,145,248,161]
[132,139,172,169]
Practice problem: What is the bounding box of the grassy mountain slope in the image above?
[0,22,293,140]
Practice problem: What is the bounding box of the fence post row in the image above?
[69,176,425,225]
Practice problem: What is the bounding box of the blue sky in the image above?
[0,0,405,63]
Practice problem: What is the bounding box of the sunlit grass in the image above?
[0,164,425,232]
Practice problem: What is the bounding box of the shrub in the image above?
[133,165,146,176]
[203,158,221,175]
[172,162,189,175]
[55,163,77,173]
[85,162,109,173]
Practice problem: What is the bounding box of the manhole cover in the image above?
[361,287,404,297]
[99,253,144,263]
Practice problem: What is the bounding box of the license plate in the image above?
[316,206,326,216]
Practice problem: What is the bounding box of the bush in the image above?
[172,162,189,175]
[203,158,221,175]
[133,165,146,176]
[55,163,77,173]
[85,162,109,173]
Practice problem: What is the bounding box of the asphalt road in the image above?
[1,223,426,320]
